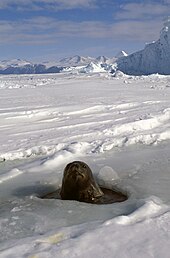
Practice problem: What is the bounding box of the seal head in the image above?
[60,161,104,203]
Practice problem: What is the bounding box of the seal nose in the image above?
[71,163,79,170]
[70,163,80,180]
[71,165,78,170]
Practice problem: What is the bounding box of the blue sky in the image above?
[0,0,170,61]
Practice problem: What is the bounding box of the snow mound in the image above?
[0,196,169,258]
[115,196,168,225]
[112,70,128,78]
[80,62,106,73]
[0,74,170,163]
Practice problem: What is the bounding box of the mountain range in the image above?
[1,18,170,76]
[0,55,121,75]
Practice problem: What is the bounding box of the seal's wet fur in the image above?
[41,161,128,204]
[60,161,104,203]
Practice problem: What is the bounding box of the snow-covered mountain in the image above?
[0,59,33,68]
[0,55,118,74]
[95,55,118,64]
[57,55,95,66]
[3,17,170,76]
[57,55,117,66]
[117,18,170,75]
[0,59,63,74]
[95,55,109,63]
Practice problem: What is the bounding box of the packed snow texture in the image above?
[0,72,170,257]
[118,18,170,75]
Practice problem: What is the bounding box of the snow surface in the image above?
[0,72,170,257]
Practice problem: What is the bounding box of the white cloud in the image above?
[0,17,162,46]
[112,20,161,42]
[0,0,97,10]
[116,2,170,20]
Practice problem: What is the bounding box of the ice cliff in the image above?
[117,18,170,75]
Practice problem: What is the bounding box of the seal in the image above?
[60,161,104,203]
[41,161,128,204]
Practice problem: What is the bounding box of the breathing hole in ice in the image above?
[40,161,128,204]
[40,187,128,205]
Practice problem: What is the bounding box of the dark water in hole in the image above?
[41,187,128,204]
